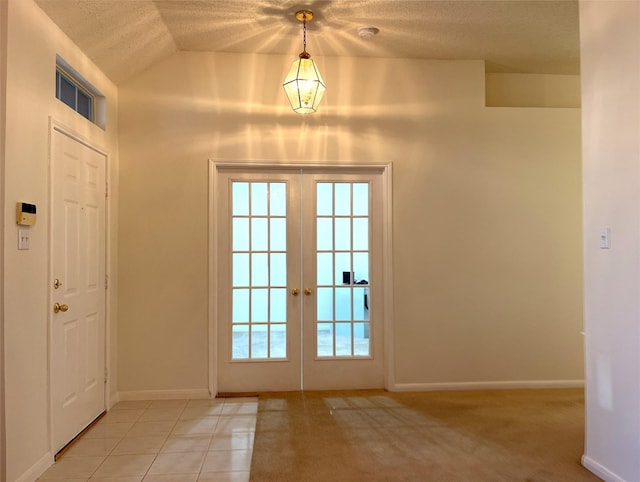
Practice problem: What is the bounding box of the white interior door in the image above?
[301,172,385,390]
[217,170,302,392]
[51,127,106,453]
[216,167,385,392]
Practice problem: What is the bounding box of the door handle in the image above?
[291,288,299,296]
[304,288,313,296]
[53,302,69,314]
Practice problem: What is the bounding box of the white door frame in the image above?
[208,160,394,395]
[47,118,110,452]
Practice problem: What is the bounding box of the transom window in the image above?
[55,67,94,122]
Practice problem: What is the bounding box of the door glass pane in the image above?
[317,218,333,250]
[317,323,334,357]
[233,218,249,251]
[354,323,370,356]
[353,183,369,216]
[315,181,371,358]
[353,287,369,321]
[270,183,286,216]
[232,253,249,286]
[353,253,369,283]
[270,218,286,251]
[251,324,268,358]
[251,253,268,286]
[270,288,286,321]
[270,324,286,358]
[317,183,333,215]
[335,288,351,321]
[270,253,286,286]
[251,183,268,215]
[232,182,249,215]
[353,218,368,250]
[334,253,351,285]
[231,181,287,360]
[334,184,351,216]
[316,288,333,320]
[232,325,249,359]
[335,323,352,356]
[232,289,249,322]
[251,288,268,322]
[251,218,268,251]
[316,253,333,285]
[334,218,351,251]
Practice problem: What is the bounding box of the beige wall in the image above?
[0,0,7,478]
[3,1,118,480]
[118,52,583,393]
[486,73,581,108]
[580,1,640,481]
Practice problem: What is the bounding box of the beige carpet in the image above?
[250,389,601,482]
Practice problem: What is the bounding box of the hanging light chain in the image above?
[297,11,311,59]
[302,13,307,53]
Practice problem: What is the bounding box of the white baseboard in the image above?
[582,455,627,482]
[108,390,120,409]
[118,388,211,401]
[14,451,53,482]
[390,379,585,392]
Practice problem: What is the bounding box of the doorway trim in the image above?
[208,160,394,396]
[47,118,111,454]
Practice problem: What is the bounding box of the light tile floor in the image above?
[38,397,257,482]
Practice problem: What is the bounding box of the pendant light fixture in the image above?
[283,10,326,114]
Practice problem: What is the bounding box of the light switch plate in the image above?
[18,229,30,250]
[599,228,610,249]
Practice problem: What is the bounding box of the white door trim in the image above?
[208,160,394,395]
[47,118,110,453]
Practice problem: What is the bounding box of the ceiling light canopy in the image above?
[283,10,326,114]
[358,26,380,39]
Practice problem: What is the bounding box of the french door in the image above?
[215,167,385,392]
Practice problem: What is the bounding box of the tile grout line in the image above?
[84,399,183,480]
[195,398,223,480]
[139,400,189,481]
[87,400,152,479]
[42,398,257,481]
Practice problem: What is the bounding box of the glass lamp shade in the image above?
[283,57,326,114]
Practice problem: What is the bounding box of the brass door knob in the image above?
[304,288,313,296]
[291,288,299,296]
[53,303,69,314]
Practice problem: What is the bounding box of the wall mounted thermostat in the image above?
[16,202,37,225]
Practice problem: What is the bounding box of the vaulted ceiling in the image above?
[35,0,580,84]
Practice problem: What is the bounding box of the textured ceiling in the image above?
[34,0,580,84]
